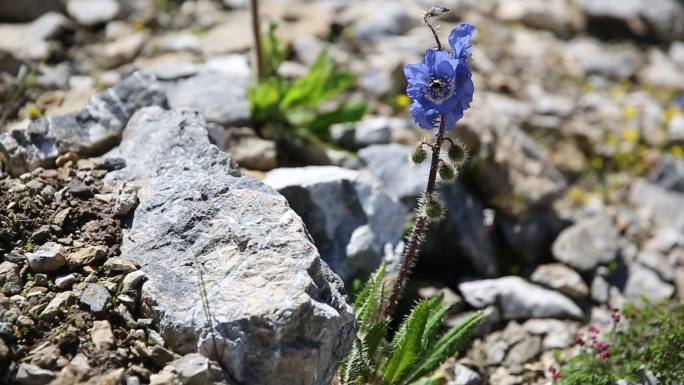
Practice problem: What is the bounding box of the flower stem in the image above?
[250,0,263,80]
[381,115,447,320]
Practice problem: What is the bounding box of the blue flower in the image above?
[404,23,476,130]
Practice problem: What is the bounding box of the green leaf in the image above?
[249,78,285,125]
[307,100,367,140]
[354,264,386,331]
[280,51,355,110]
[260,22,287,78]
[365,320,389,359]
[340,337,368,385]
[404,312,484,384]
[422,294,450,351]
[383,300,433,385]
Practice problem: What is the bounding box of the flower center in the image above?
[424,76,455,104]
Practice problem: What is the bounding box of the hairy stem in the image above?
[424,5,449,50]
[250,0,263,79]
[381,115,446,320]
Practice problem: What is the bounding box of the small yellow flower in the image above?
[623,128,639,143]
[671,145,684,159]
[133,18,145,32]
[622,105,639,120]
[395,94,410,109]
[605,133,619,146]
[664,106,681,123]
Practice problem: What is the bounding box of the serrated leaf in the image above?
[354,264,386,331]
[404,312,484,384]
[422,294,449,351]
[340,337,369,385]
[365,320,389,359]
[383,300,433,385]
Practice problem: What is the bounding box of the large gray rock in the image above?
[358,144,499,277]
[578,0,684,42]
[349,1,418,42]
[624,264,674,302]
[638,49,684,91]
[565,38,643,80]
[531,263,589,299]
[0,71,167,177]
[66,0,120,26]
[458,276,584,320]
[494,0,583,35]
[158,55,251,127]
[264,166,407,281]
[0,12,72,62]
[105,107,355,385]
[629,181,684,232]
[460,92,567,215]
[552,215,619,272]
[650,155,684,193]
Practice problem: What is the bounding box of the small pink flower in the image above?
[549,367,561,381]
[588,325,599,335]
[575,331,585,345]
[611,311,621,323]
[594,341,610,351]
[599,351,610,361]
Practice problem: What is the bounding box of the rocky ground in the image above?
[1,0,684,385]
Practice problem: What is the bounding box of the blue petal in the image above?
[410,101,440,129]
[443,109,464,132]
[404,63,428,83]
[435,60,454,78]
[454,63,474,108]
[423,48,449,68]
[407,82,425,100]
[449,23,476,60]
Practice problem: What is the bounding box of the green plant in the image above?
[556,300,684,385]
[339,265,483,385]
[248,23,366,143]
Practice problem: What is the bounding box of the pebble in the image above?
[14,363,56,385]
[91,320,115,351]
[40,291,73,320]
[67,246,106,269]
[74,282,111,315]
[55,273,77,289]
[26,242,67,273]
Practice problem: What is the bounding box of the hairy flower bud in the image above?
[410,147,428,165]
[438,162,456,181]
[448,140,468,165]
[419,193,445,222]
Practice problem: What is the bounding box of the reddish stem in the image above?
[250,0,263,80]
[381,115,447,320]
